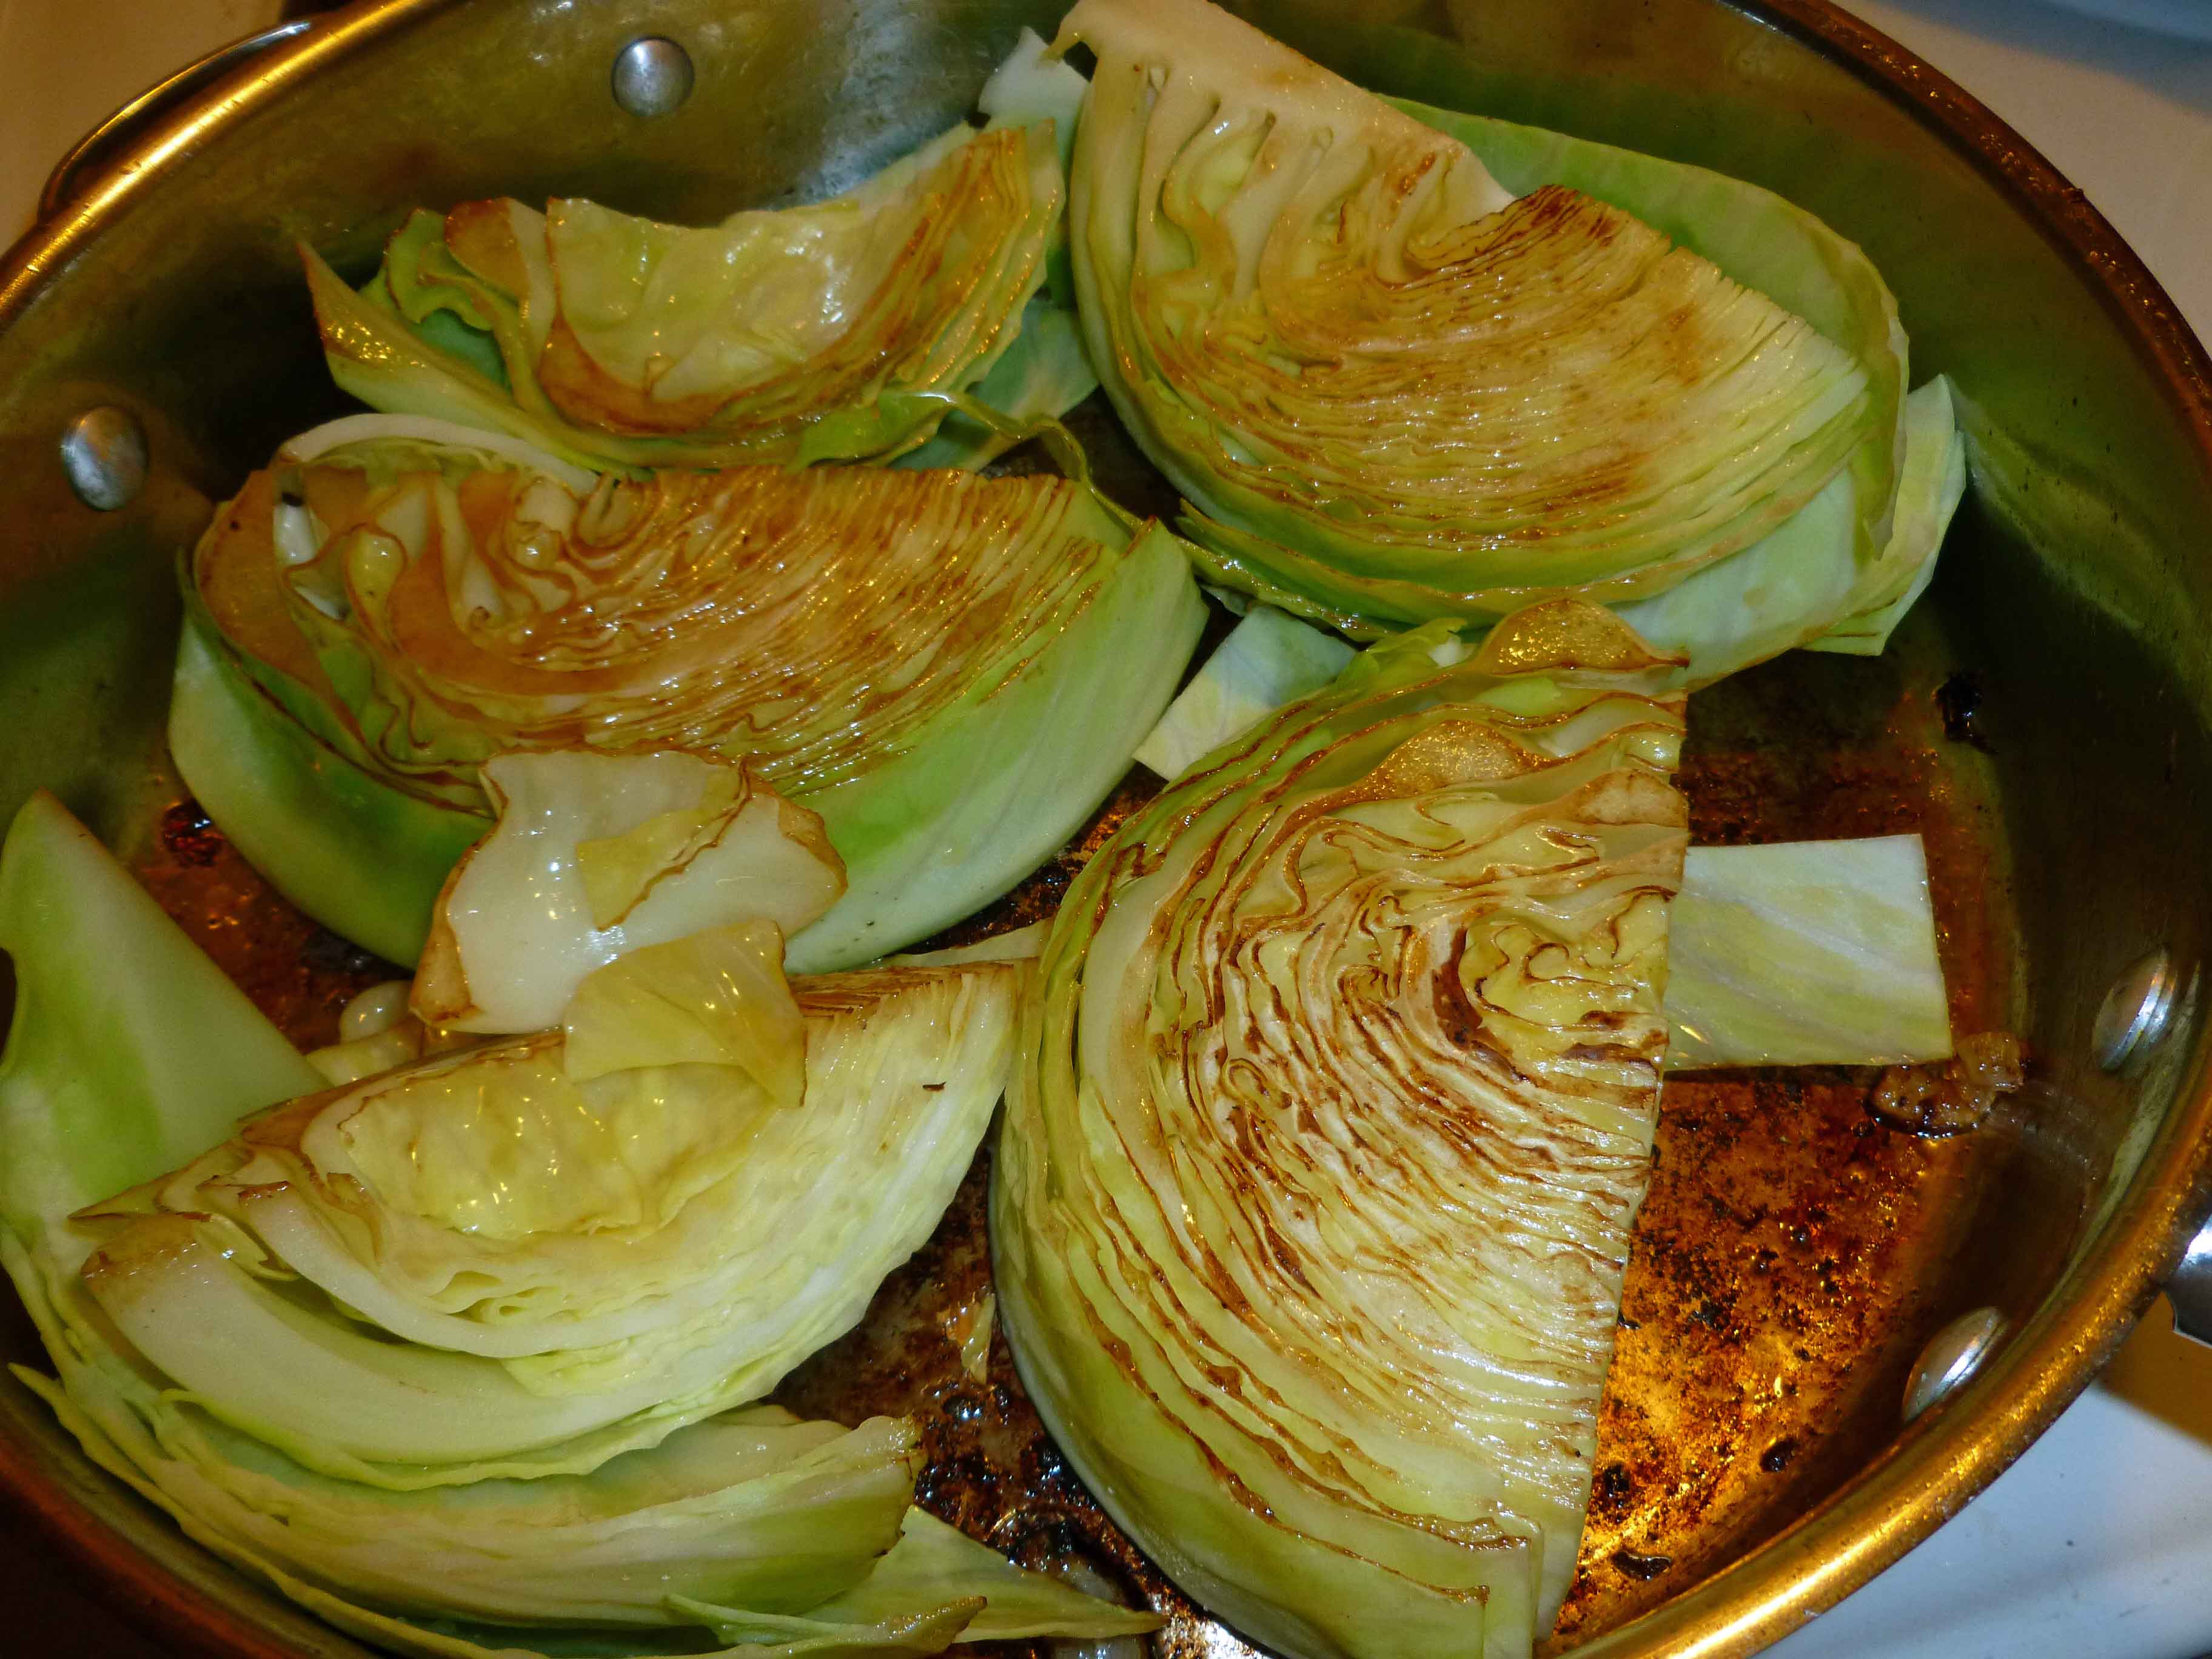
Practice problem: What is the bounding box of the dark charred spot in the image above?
[1611,1549,1674,1581]
[1936,671,1991,752]
[1594,1463,1634,1517]
[301,928,392,978]
[159,799,224,867]
[1759,1438,1799,1474]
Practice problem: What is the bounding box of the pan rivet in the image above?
[1903,1306,2006,1422]
[59,406,147,511]
[2093,948,2178,1073]
[611,36,694,119]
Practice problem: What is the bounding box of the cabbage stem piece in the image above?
[310,34,1088,474]
[996,600,1689,1659]
[179,424,1204,968]
[1664,836,1952,1068]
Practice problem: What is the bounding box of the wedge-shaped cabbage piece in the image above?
[180,418,1204,968]
[994,600,1689,1659]
[76,949,1021,1476]
[1059,0,1952,684]
[308,34,1091,474]
[0,795,1151,1655]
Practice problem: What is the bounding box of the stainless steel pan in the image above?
[4,2,2211,1654]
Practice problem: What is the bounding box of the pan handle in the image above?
[35,17,317,224]
[2173,1217,2212,1347]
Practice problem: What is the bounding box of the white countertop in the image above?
[4,3,2211,1657]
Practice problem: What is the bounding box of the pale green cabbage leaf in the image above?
[1664,837,1952,1068]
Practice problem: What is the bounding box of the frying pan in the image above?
[3,1,2211,1654]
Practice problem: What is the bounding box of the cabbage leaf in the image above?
[1664,836,1952,1068]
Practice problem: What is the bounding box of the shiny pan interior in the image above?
[1,1,2210,1655]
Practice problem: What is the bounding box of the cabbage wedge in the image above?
[1059,0,1955,683]
[0,792,1151,1657]
[310,35,1092,474]
[179,418,1204,968]
[994,600,1689,1659]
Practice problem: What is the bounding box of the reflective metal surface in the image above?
[1902,1308,2009,1422]
[35,18,315,223]
[2093,945,2181,1073]
[2,2,2212,1657]
[56,405,147,512]
[2171,1219,2212,1347]
[609,35,695,120]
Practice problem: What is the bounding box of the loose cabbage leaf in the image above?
[1804,377,1969,655]
[179,420,1204,970]
[995,599,1688,1659]
[413,752,844,1034]
[1664,837,1952,1068]
[311,36,1084,473]
[1057,0,1944,685]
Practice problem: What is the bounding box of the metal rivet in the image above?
[1903,1306,2006,1422]
[2093,947,2178,1073]
[611,36,694,119]
[59,406,148,512]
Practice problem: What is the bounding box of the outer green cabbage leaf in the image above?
[1664,837,1952,1068]
[801,1508,1159,1642]
[1059,0,1939,685]
[995,599,1689,1659]
[312,35,1083,474]
[1805,377,1968,655]
[179,423,1204,969]
[0,791,321,1265]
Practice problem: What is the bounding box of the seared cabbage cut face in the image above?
[1059,0,1892,644]
[994,600,1689,1659]
[306,45,1084,474]
[183,421,1204,967]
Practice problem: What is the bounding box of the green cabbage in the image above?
[994,600,1689,1659]
[309,34,1092,474]
[1057,0,1958,683]
[1664,837,1952,1067]
[0,792,1152,1655]
[178,417,1203,968]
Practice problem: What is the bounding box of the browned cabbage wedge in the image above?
[1057,0,1906,665]
[307,35,1087,474]
[181,423,1204,969]
[994,600,1689,1659]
